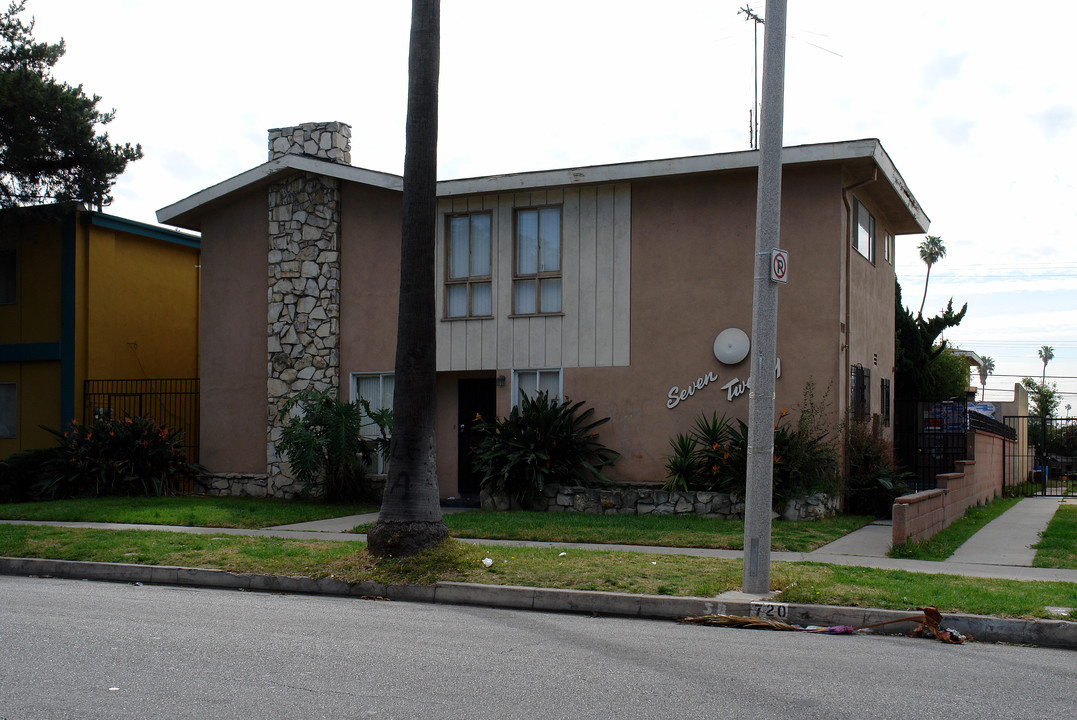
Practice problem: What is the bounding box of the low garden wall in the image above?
[194,473,305,500]
[481,484,840,521]
[891,428,1009,545]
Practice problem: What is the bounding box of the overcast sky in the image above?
[25,0,1077,409]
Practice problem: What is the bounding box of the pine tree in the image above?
[0,1,142,209]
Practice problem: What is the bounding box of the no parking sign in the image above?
[770,249,788,284]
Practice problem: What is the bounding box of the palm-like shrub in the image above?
[277,389,376,503]
[470,392,619,505]
[25,416,196,499]
[662,412,736,492]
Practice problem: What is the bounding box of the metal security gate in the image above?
[1003,415,1077,497]
[894,399,969,492]
[83,379,200,464]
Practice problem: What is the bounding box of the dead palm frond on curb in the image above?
[679,606,967,643]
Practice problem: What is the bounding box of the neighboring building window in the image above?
[0,383,15,438]
[352,373,394,474]
[851,365,870,421]
[446,212,492,318]
[854,200,875,264]
[513,368,562,406]
[0,248,15,305]
[880,378,891,428]
[514,207,561,314]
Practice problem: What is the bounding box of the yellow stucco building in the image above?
[0,204,201,458]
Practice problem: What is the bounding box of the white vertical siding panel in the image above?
[513,318,530,368]
[466,319,483,370]
[482,195,499,369]
[612,183,631,366]
[577,186,598,367]
[530,189,547,207]
[561,189,580,367]
[450,320,468,370]
[545,315,562,367]
[452,197,469,213]
[496,194,515,367]
[529,316,546,367]
[468,195,485,212]
[594,186,615,366]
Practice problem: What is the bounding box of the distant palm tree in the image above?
[917,235,946,317]
[1038,345,1055,385]
[978,355,995,401]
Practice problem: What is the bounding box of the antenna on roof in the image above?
[739,5,765,149]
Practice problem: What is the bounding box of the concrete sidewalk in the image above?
[3,497,1076,648]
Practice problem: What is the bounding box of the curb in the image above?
[3,556,1074,649]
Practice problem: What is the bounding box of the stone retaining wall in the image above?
[481,484,839,521]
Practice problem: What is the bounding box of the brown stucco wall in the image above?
[199,189,267,474]
[563,166,848,485]
[338,182,403,392]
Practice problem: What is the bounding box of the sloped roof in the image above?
[158,138,929,235]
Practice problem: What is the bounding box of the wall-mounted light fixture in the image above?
[496,375,506,387]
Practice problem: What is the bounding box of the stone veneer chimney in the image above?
[265,122,351,496]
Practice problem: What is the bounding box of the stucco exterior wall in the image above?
[338,182,403,396]
[199,190,267,473]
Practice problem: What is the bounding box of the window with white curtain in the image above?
[854,199,876,264]
[351,372,394,474]
[446,212,492,318]
[514,207,561,315]
[513,369,562,406]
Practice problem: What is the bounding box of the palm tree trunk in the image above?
[917,264,931,317]
[367,0,447,557]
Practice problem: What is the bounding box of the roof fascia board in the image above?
[83,211,201,248]
[156,155,403,227]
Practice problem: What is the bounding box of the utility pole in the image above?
[739,5,765,149]
[742,0,787,595]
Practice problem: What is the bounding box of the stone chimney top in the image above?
[268,122,351,165]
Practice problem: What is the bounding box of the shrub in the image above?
[662,412,736,492]
[843,418,908,517]
[0,446,65,502]
[18,416,197,500]
[471,392,620,505]
[277,388,378,503]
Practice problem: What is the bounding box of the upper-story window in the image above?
[446,212,492,318]
[0,248,15,305]
[883,230,893,264]
[514,207,561,315]
[854,200,876,264]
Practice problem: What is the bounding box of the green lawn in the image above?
[432,510,872,552]
[0,524,1073,619]
[1033,504,1077,569]
[0,496,377,529]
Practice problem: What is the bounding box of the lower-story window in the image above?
[880,378,891,427]
[850,365,870,421]
[0,383,15,438]
[513,368,562,406]
[351,372,394,475]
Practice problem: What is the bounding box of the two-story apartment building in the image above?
[158,122,928,498]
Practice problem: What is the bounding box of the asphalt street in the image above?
[1,574,1073,720]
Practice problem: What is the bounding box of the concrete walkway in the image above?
[948,496,1064,566]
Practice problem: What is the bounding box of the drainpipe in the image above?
[840,168,877,418]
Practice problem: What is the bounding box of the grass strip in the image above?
[1,525,1073,619]
[0,496,378,529]
[355,510,872,552]
[888,496,1021,561]
[1033,504,1077,569]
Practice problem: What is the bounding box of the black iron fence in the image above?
[893,399,1016,493]
[1003,415,1077,497]
[83,379,200,463]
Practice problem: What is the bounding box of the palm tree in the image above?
[978,355,995,401]
[917,235,946,318]
[1038,345,1054,385]
[367,0,447,557]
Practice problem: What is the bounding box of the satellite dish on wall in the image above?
[714,328,751,365]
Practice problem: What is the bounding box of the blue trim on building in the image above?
[0,342,61,363]
[82,212,201,249]
[61,215,76,426]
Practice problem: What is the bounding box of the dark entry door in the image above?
[457,378,496,497]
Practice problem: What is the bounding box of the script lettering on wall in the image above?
[665,327,782,410]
